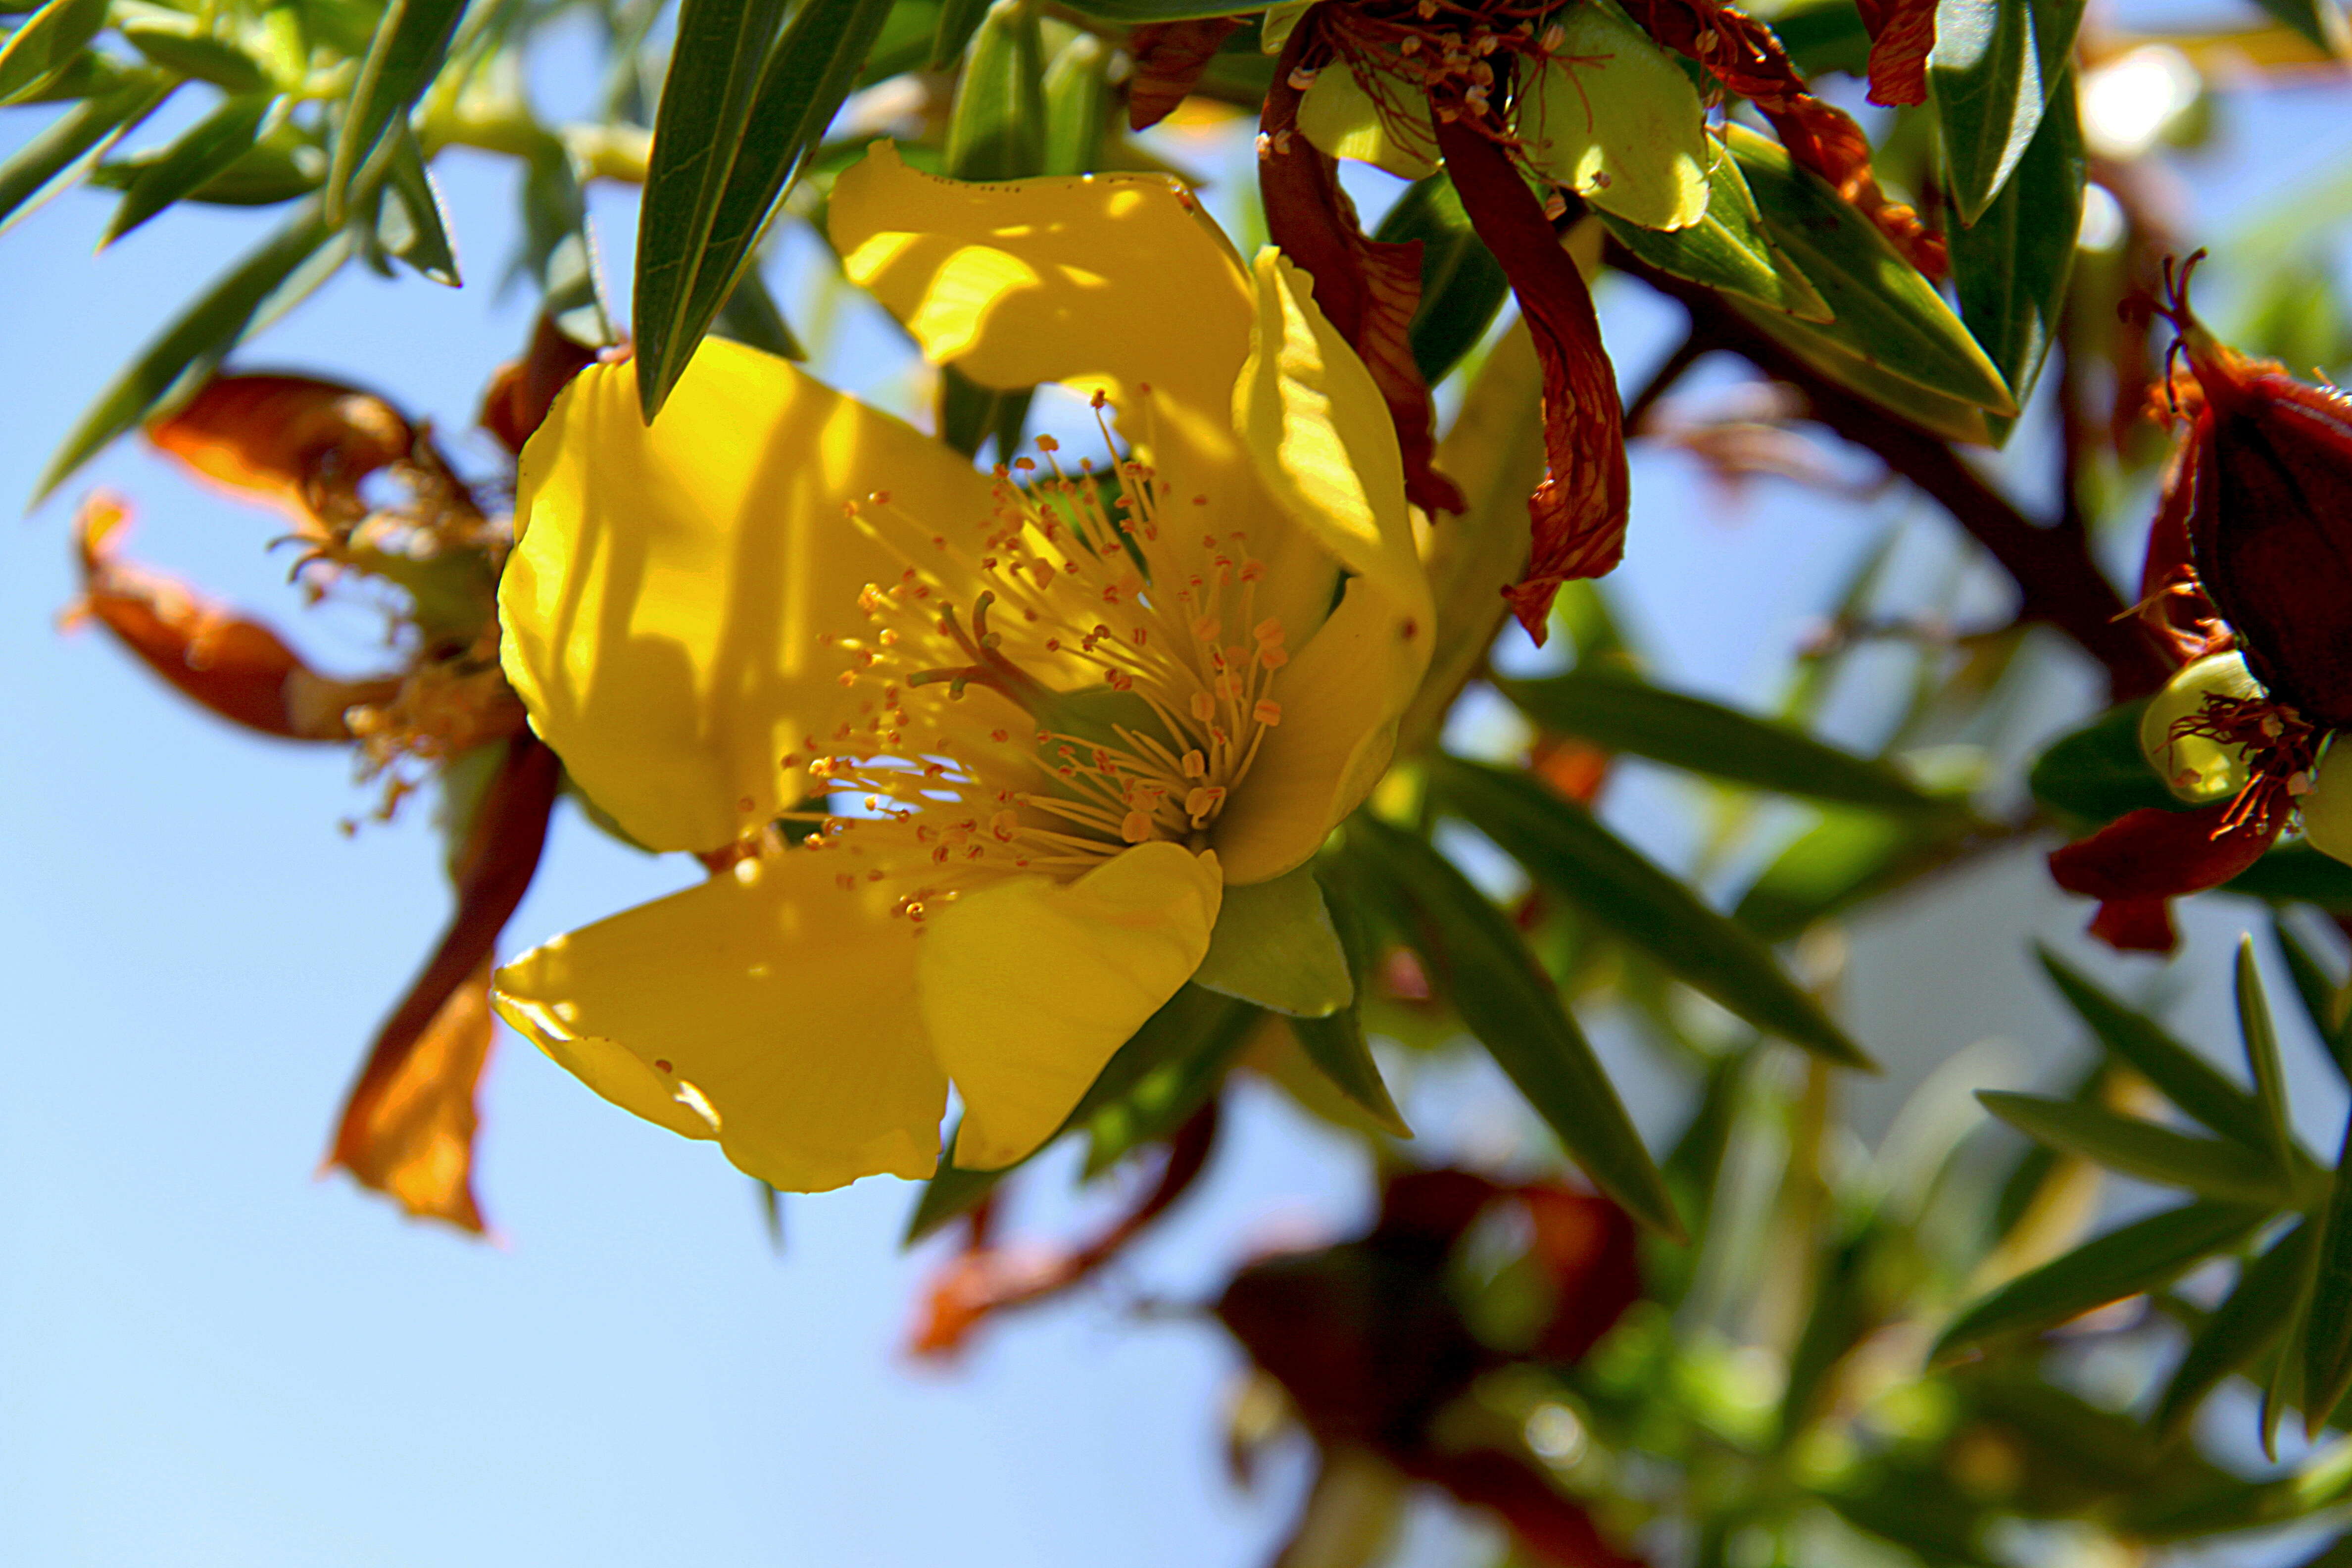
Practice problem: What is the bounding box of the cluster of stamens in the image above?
[780,391,1290,927]
[2171,691,2319,836]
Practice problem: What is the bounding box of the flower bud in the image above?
[2139,650,2264,804]
[2303,737,2352,867]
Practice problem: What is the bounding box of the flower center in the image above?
[784,392,1287,926]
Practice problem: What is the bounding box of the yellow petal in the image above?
[492,852,947,1192]
[1211,576,1422,884]
[1233,249,1432,625]
[921,841,1222,1168]
[501,338,999,853]
[828,142,1254,490]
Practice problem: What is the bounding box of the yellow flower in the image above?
[490,145,1432,1191]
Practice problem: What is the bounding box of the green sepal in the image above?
[1192,862,1353,1019]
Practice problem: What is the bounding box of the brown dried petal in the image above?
[1435,120,1628,641]
[148,373,413,534]
[324,958,497,1232]
[69,495,398,741]
[480,314,608,458]
[1127,17,1245,131]
[1854,0,1936,106]
[1261,28,1464,517]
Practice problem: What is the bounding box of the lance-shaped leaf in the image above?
[2246,0,2349,54]
[1950,67,2080,427]
[1084,998,1257,1175]
[928,0,990,69]
[1735,808,1968,940]
[944,0,1044,179]
[0,0,109,104]
[635,0,894,420]
[1287,869,1410,1136]
[520,147,615,350]
[2273,917,2352,1086]
[1335,815,1681,1237]
[1727,124,2013,415]
[2037,947,2277,1152]
[1976,1091,2294,1206]
[1932,1199,2270,1362]
[329,736,562,1232]
[1600,143,1832,324]
[2303,1104,2352,1434]
[69,496,399,740]
[1430,755,1872,1069]
[1372,172,1511,386]
[103,94,282,244]
[2236,937,2297,1173]
[1062,0,1278,17]
[1436,116,1627,640]
[1516,0,1711,232]
[147,371,413,531]
[2030,699,2177,825]
[323,0,468,224]
[2155,1218,2313,1437]
[1123,16,1239,132]
[39,201,350,498]
[367,123,460,287]
[1855,0,1938,104]
[1930,0,2086,225]
[1498,665,1947,811]
[0,74,173,233]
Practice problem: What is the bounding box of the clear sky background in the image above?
[3,13,2352,1565]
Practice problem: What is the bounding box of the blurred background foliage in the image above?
[11,0,2352,1562]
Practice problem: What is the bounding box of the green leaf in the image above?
[368,122,459,286]
[902,982,1244,1241]
[1083,991,1259,1176]
[2235,936,2296,1173]
[1335,815,1682,1238]
[1430,756,1871,1069]
[944,0,1044,180]
[103,92,280,244]
[1772,0,1873,76]
[0,0,109,104]
[1950,67,2080,431]
[1374,172,1512,385]
[937,363,1030,458]
[1288,870,1410,1136]
[927,0,989,70]
[323,0,468,224]
[1734,808,1961,940]
[2029,699,2177,825]
[0,74,170,234]
[636,0,893,420]
[2036,947,2276,1152]
[1601,138,1832,324]
[2247,0,2347,55]
[1932,1199,2269,1362]
[1193,862,1353,1019]
[2272,917,2352,1085]
[1731,301,1999,444]
[116,17,271,93]
[1497,665,1947,812]
[36,200,348,500]
[712,261,805,360]
[2155,1218,2312,1437]
[1975,1091,2293,1205]
[2303,1103,2352,1434]
[1060,0,1277,19]
[2227,842,2352,910]
[1728,123,2015,416]
[1040,29,1110,176]
[1929,0,2085,224]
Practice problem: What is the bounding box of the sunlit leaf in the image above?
[1950,67,2080,429]
[1040,30,1110,175]
[323,0,467,224]
[2029,699,2176,825]
[0,0,109,104]
[1930,0,2085,223]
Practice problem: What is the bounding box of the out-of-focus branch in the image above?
[1612,246,2170,701]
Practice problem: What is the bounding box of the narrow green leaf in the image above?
[1289,873,1409,1136]
[2271,917,2352,1085]
[1039,29,1110,176]
[1193,862,1352,1019]
[643,0,896,420]
[2236,936,2296,1173]
[1950,67,2080,429]
[1929,0,2085,223]
[0,75,170,234]
[902,982,1240,1241]
[1430,756,1871,1069]
[116,17,270,93]
[2036,947,2275,1151]
[1337,815,1682,1238]
[0,0,108,104]
[1976,1091,2293,1206]
[1779,1222,1874,1444]
[2303,1103,2352,1434]
[324,0,468,224]
[1083,992,1258,1176]
[712,261,805,360]
[1060,0,1277,18]
[1728,123,2015,415]
[370,122,459,286]
[1601,142,1833,325]
[103,92,279,245]
[1733,809,1960,940]
[1374,172,1512,384]
[36,201,346,500]
[2155,1218,2312,1437]
[632,0,796,416]
[1730,301,1997,445]
[1496,665,1946,812]
[2029,699,2177,825]
[2248,0,2347,54]
[1932,1199,2269,1362]
[520,147,616,347]
[945,0,1045,180]
[928,0,989,70]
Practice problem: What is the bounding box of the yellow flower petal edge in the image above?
[922,842,1222,1169]
[501,337,998,853]
[492,851,946,1191]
